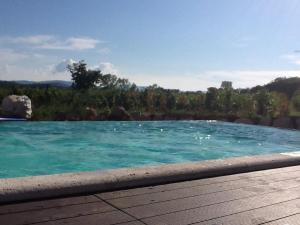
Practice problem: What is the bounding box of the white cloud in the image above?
[38,37,100,50]
[52,59,76,73]
[0,58,121,82]
[9,35,55,45]
[0,54,73,81]
[0,64,70,81]
[1,35,101,51]
[0,64,9,75]
[66,38,99,50]
[281,54,300,65]
[0,49,29,63]
[97,62,119,75]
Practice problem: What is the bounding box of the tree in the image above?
[291,90,300,111]
[205,87,219,111]
[176,94,189,110]
[270,92,289,117]
[166,91,176,110]
[232,93,255,117]
[254,89,273,116]
[220,81,232,89]
[68,61,102,89]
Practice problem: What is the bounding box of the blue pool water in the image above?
[0,121,299,178]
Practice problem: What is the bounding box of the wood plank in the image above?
[99,165,300,200]
[263,214,300,225]
[0,195,99,215]
[34,210,137,225]
[141,186,300,225]
[0,201,116,225]
[0,166,300,225]
[116,222,145,225]
[123,178,300,219]
[193,200,300,225]
[105,172,300,208]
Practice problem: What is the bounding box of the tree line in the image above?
[0,61,299,121]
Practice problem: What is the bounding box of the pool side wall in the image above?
[1,152,300,204]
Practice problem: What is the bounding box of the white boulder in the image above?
[1,95,32,119]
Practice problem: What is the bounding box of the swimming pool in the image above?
[0,121,299,178]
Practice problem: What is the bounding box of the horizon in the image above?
[1,0,300,91]
[1,75,297,92]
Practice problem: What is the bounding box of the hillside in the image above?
[251,77,300,98]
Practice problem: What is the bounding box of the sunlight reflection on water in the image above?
[0,120,299,178]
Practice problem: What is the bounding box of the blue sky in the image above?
[0,0,300,90]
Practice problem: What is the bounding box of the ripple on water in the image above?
[0,120,299,178]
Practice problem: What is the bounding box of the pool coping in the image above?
[1,152,300,204]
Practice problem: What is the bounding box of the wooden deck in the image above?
[1,165,300,225]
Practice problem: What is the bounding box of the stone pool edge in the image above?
[1,152,300,204]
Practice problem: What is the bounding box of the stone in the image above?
[1,95,32,119]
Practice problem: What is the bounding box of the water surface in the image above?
[0,121,299,178]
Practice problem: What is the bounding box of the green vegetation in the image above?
[68,61,102,89]
[0,61,299,121]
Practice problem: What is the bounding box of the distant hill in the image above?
[251,77,300,98]
[0,80,72,88]
[265,77,300,98]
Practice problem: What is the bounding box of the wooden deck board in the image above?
[99,165,300,200]
[192,199,300,225]
[122,178,300,219]
[0,195,99,215]
[1,165,300,225]
[31,210,138,225]
[141,187,300,225]
[263,214,300,225]
[103,171,300,209]
[0,201,116,225]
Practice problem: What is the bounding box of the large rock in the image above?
[273,117,294,129]
[109,106,131,120]
[1,95,32,119]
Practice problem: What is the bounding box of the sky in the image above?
[0,0,300,91]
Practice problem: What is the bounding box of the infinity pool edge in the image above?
[1,152,300,204]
